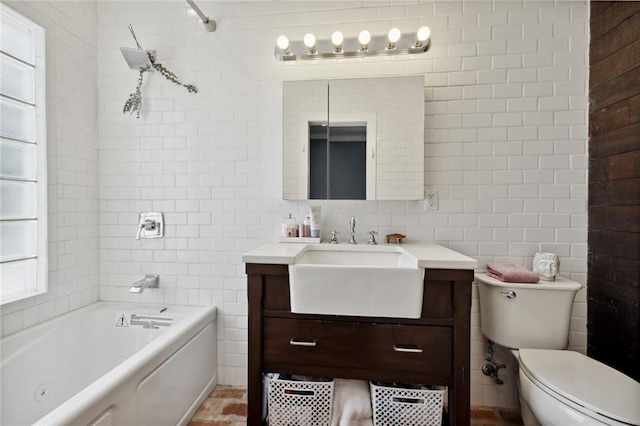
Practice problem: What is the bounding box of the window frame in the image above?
[0,3,47,305]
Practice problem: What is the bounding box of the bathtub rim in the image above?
[0,301,206,366]
[8,301,218,426]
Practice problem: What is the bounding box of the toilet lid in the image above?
[519,349,640,425]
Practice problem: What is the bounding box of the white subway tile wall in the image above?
[0,0,588,411]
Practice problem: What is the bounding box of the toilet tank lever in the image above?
[500,290,516,299]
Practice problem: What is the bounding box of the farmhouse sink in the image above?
[288,245,425,318]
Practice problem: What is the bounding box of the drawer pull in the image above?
[393,344,423,353]
[289,339,317,347]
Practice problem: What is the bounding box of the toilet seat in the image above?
[518,349,640,425]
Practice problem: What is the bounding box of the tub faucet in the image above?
[129,274,159,293]
[348,216,357,244]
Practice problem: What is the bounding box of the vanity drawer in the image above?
[263,318,452,376]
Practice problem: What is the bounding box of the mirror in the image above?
[282,76,425,200]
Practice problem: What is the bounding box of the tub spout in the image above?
[129,274,159,293]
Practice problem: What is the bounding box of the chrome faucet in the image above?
[348,216,357,244]
[129,274,159,293]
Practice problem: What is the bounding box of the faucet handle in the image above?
[329,230,339,244]
[367,230,378,245]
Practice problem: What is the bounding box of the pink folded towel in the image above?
[486,263,539,283]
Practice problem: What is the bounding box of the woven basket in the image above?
[267,377,334,426]
[370,382,444,426]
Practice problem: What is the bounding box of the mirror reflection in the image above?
[309,122,367,200]
[282,76,425,200]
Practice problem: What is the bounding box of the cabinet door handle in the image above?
[289,339,317,347]
[393,344,423,353]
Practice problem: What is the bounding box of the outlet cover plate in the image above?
[425,190,438,211]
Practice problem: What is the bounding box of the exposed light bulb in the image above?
[304,33,316,48]
[331,31,344,52]
[276,35,290,51]
[388,28,401,44]
[303,33,317,54]
[358,30,371,51]
[416,26,430,43]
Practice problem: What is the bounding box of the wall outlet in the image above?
[425,190,438,211]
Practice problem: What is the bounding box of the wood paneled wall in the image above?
[589,1,640,381]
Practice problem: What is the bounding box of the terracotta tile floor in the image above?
[188,386,523,425]
[188,386,247,426]
[470,406,523,425]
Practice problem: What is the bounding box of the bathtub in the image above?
[0,302,217,426]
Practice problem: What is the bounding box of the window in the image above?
[0,4,47,304]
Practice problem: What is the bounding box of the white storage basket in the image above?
[267,376,334,426]
[370,382,445,426]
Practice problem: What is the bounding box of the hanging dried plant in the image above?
[122,25,197,118]
[150,57,198,94]
[123,68,145,118]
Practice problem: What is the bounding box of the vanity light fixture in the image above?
[303,33,317,54]
[331,31,344,53]
[358,30,371,52]
[386,28,401,50]
[274,26,432,61]
[276,35,291,55]
[414,26,431,48]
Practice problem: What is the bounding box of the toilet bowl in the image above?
[517,348,640,425]
[475,273,640,426]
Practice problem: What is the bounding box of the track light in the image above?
[273,26,432,61]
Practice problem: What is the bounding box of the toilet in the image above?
[476,272,640,426]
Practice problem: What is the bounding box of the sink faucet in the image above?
[129,274,159,293]
[348,216,357,244]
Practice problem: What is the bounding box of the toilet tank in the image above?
[476,273,582,350]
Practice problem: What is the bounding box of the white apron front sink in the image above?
[288,245,425,318]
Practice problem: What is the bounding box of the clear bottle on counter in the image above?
[303,215,311,238]
[284,214,297,237]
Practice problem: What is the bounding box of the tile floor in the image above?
[188,386,247,426]
[188,386,523,425]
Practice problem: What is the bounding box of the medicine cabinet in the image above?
[282,76,425,201]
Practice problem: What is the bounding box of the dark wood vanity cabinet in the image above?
[246,263,473,426]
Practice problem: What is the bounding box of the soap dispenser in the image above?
[283,214,297,238]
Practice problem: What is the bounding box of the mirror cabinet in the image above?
[283,76,425,201]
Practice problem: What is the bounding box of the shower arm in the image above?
[186,0,216,32]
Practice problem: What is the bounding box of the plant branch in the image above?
[123,68,145,118]
[149,55,198,93]
[123,25,198,119]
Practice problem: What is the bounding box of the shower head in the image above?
[120,47,155,71]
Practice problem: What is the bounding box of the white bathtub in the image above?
[0,302,217,426]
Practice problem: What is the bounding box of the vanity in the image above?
[243,243,477,425]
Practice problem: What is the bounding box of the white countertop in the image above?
[242,242,478,270]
